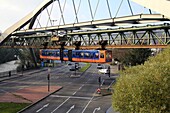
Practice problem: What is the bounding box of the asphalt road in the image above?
[0,63,116,113]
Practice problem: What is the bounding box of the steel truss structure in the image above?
[0,0,169,66]
[1,23,170,49]
[0,0,170,49]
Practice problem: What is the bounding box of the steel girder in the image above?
[1,24,170,49]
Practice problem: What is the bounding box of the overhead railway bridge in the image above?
[0,0,170,64]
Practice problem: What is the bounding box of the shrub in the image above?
[112,47,170,113]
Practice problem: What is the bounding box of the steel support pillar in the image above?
[29,48,38,68]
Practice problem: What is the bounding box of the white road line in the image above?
[73,91,77,95]
[51,95,91,100]
[51,97,70,113]
[81,71,97,113]
[66,105,75,113]
[36,103,49,112]
[101,80,105,86]
[108,80,115,88]
[81,96,94,113]
[93,107,101,113]
[78,84,84,90]
[51,84,85,113]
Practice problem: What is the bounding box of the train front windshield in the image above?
[106,51,112,62]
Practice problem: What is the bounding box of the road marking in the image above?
[73,91,77,95]
[78,84,84,90]
[36,103,49,112]
[81,96,94,113]
[51,84,83,113]
[108,80,115,87]
[101,80,105,86]
[51,97,70,113]
[66,105,75,113]
[93,107,101,113]
[51,95,91,100]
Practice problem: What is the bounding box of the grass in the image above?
[0,102,30,113]
[79,63,91,72]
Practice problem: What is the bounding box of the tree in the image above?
[0,48,17,64]
[112,47,170,113]
[18,48,41,67]
[122,48,152,66]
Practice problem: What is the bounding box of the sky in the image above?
[0,0,157,33]
[0,0,44,32]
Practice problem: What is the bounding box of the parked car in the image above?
[97,64,103,69]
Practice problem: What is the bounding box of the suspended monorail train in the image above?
[40,49,112,63]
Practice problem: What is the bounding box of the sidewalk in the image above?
[0,68,48,82]
[0,86,62,103]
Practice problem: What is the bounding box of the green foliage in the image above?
[112,47,170,113]
[79,63,91,72]
[0,102,29,113]
[18,48,41,69]
[122,48,152,66]
[0,48,17,64]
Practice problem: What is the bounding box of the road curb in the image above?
[17,86,63,113]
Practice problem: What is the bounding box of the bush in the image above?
[112,47,170,113]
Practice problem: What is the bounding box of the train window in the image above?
[80,52,84,58]
[56,51,60,56]
[85,52,90,58]
[90,53,94,58]
[46,51,49,56]
[64,52,68,57]
[52,51,55,56]
[45,51,48,56]
[100,53,104,58]
[95,53,99,58]
[72,52,76,57]
[76,52,80,57]
[106,52,111,58]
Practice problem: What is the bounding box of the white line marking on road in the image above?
[93,107,101,113]
[51,95,91,100]
[73,91,77,95]
[101,80,105,86]
[66,105,75,113]
[78,84,84,90]
[36,103,49,112]
[51,97,70,113]
[51,87,80,113]
[81,96,94,113]
[108,80,115,87]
